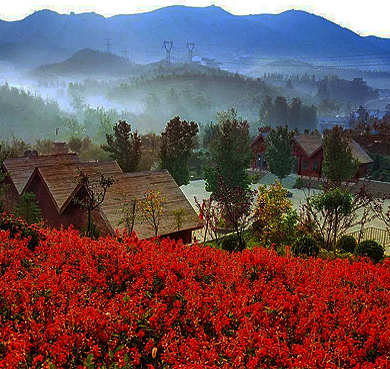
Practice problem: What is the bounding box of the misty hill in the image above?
[32,49,140,77]
[0,83,64,140]
[0,6,390,69]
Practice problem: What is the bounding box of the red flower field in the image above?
[1,226,390,368]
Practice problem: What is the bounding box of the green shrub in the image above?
[221,235,239,252]
[293,176,303,189]
[292,235,319,257]
[355,239,385,263]
[337,235,357,253]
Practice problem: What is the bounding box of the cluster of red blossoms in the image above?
[1,227,390,368]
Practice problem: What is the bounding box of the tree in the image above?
[34,139,53,155]
[289,97,302,130]
[138,190,165,238]
[322,126,359,187]
[0,138,30,162]
[172,207,186,232]
[286,78,294,89]
[201,121,217,150]
[139,132,161,171]
[117,197,138,235]
[159,116,198,186]
[274,96,289,126]
[102,120,142,173]
[259,95,274,126]
[73,169,115,237]
[13,192,42,225]
[253,181,298,248]
[301,185,373,253]
[204,110,252,197]
[195,196,222,243]
[265,125,294,181]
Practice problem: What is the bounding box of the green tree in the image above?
[13,192,42,224]
[102,120,142,173]
[265,125,294,181]
[204,110,252,197]
[0,138,30,162]
[139,132,161,171]
[159,116,198,186]
[303,187,354,252]
[34,139,53,155]
[289,97,302,130]
[259,95,274,126]
[322,126,359,187]
[274,96,289,126]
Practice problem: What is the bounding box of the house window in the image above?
[302,160,309,171]
[257,154,262,168]
[312,161,319,172]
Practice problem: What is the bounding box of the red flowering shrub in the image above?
[1,226,390,368]
[0,212,44,252]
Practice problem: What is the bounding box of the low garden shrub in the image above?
[355,239,385,263]
[292,234,320,257]
[337,235,357,253]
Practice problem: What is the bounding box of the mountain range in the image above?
[1,5,390,70]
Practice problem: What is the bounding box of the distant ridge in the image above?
[32,49,137,76]
[0,6,390,69]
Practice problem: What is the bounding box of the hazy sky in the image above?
[0,1,389,38]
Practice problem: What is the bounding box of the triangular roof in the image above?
[6,154,201,239]
[350,140,373,165]
[250,133,267,148]
[25,161,124,213]
[294,134,323,158]
[101,170,201,239]
[3,153,81,194]
[294,135,373,165]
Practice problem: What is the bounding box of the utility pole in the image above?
[163,40,173,64]
[187,42,195,62]
[105,38,112,54]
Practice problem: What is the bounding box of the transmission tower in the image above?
[187,42,195,62]
[105,38,112,53]
[163,40,173,64]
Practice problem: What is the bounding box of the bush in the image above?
[337,235,357,253]
[0,212,42,252]
[221,234,239,252]
[292,234,319,257]
[355,239,385,263]
[293,176,303,189]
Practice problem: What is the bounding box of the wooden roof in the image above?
[33,161,124,212]
[294,134,323,158]
[101,170,201,239]
[4,153,200,239]
[250,133,267,148]
[350,140,373,165]
[3,153,81,194]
